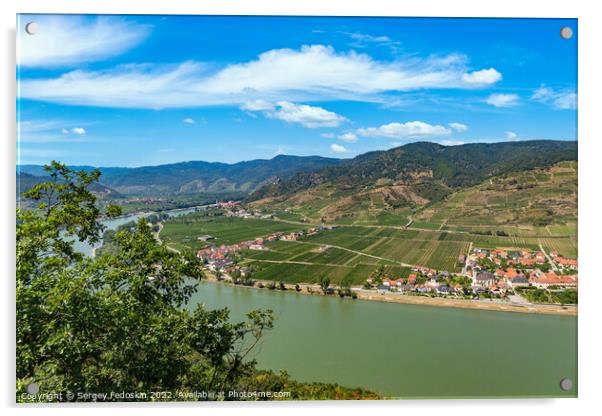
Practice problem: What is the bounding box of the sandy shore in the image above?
[203,274,577,316]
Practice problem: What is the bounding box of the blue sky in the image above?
[17,15,577,167]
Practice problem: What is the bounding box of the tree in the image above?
[339,276,353,297]
[16,162,276,401]
[369,266,385,286]
[319,277,330,294]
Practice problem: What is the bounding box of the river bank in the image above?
[202,274,577,316]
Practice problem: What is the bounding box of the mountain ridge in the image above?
[249,140,578,203]
[18,154,344,196]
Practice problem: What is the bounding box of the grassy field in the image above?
[160,215,303,252]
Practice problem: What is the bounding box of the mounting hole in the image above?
[25,22,38,35]
[559,378,573,391]
[560,27,573,40]
[26,382,39,394]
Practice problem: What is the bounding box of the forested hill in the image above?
[249,140,578,203]
[18,155,343,196]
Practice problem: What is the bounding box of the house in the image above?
[557,257,578,268]
[198,235,215,242]
[437,285,451,295]
[491,249,508,259]
[530,272,578,289]
[496,268,519,279]
[407,274,417,285]
[376,285,390,294]
[475,272,497,287]
[398,284,412,293]
[507,275,529,288]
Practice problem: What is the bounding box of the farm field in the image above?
[160,215,302,252]
[160,203,577,285]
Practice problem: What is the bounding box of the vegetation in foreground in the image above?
[16,162,379,402]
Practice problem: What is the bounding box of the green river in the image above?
[188,281,577,399]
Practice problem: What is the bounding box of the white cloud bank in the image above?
[71,127,86,135]
[20,45,502,109]
[242,101,347,128]
[357,121,451,139]
[485,93,520,108]
[18,16,150,68]
[532,85,577,110]
[505,131,518,140]
[182,118,195,124]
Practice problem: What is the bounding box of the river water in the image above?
[76,208,577,398]
[71,206,199,257]
[187,282,577,398]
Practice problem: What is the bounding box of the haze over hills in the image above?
[18,155,343,196]
[17,172,122,200]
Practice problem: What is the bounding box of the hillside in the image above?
[249,141,577,226]
[17,172,122,208]
[413,160,577,236]
[18,155,343,196]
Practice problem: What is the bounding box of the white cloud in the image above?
[182,118,195,124]
[269,102,347,128]
[532,85,577,110]
[485,93,520,108]
[244,100,347,128]
[449,122,468,132]
[20,45,502,109]
[240,100,275,111]
[439,140,466,146]
[330,143,348,153]
[61,128,69,134]
[357,121,451,139]
[461,68,502,86]
[346,32,392,44]
[18,16,150,68]
[505,131,518,140]
[320,133,335,139]
[338,132,358,142]
[71,127,86,135]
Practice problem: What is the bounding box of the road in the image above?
[538,243,558,271]
[462,242,473,276]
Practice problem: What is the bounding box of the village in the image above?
[359,247,577,302]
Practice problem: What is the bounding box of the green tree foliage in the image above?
[319,277,331,294]
[17,162,378,402]
[369,266,385,286]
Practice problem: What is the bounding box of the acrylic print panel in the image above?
[16,14,577,401]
